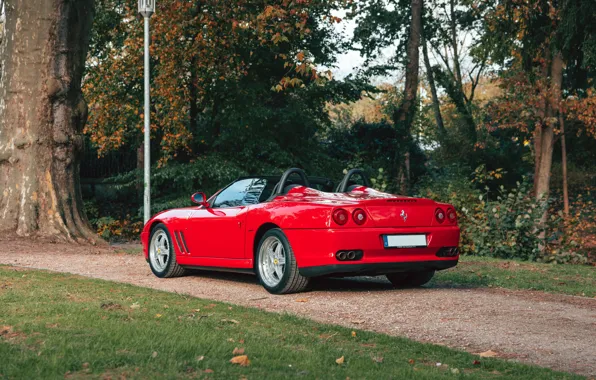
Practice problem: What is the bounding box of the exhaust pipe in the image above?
[347,251,356,260]
[337,251,347,261]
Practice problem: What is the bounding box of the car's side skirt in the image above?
[181,265,255,275]
[298,260,458,278]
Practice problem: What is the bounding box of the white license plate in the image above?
[383,234,427,248]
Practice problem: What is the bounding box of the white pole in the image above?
[143,15,151,224]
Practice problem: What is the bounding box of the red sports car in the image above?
[141,168,460,294]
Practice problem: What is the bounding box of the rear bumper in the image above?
[299,259,458,277]
[284,226,460,275]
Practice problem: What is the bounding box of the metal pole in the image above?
[143,16,151,224]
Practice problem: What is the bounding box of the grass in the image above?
[433,256,596,297]
[0,267,583,379]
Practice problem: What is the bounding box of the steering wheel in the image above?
[271,168,310,197]
[336,168,372,192]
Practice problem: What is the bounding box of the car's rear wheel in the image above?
[149,224,186,278]
[256,228,310,294]
[386,271,435,288]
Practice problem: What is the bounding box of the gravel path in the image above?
[1,240,595,376]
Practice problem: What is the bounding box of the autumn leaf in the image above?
[295,298,308,303]
[335,356,345,365]
[151,351,158,358]
[232,347,245,355]
[478,350,499,358]
[230,355,250,366]
[351,331,356,337]
[221,319,239,324]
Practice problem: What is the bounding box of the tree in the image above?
[0,0,97,242]
[393,0,422,194]
[84,0,347,166]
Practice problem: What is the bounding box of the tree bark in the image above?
[394,0,422,194]
[559,112,569,216]
[0,0,98,242]
[535,52,563,202]
[422,38,445,136]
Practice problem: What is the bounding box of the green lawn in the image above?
[0,267,582,379]
[433,256,596,297]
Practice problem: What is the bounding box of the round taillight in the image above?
[333,209,349,225]
[352,208,367,225]
[447,208,457,224]
[435,208,445,224]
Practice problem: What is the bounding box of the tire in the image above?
[256,228,310,294]
[148,223,186,278]
[386,270,435,288]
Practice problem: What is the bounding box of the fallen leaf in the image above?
[221,319,239,324]
[351,320,365,324]
[451,368,460,374]
[351,331,356,337]
[408,359,415,365]
[227,338,235,342]
[192,308,201,312]
[478,350,498,358]
[372,355,383,363]
[473,360,481,365]
[205,303,217,309]
[196,355,205,361]
[239,339,245,344]
[155,314,162,318]
[295,298,309,303]
[204,369,214,373]
[130,303,140,309]
[1,326,13,335]
[232,347,245,355]
[151,351,158,358]
[335,356,345,365]
[230,355,250,367]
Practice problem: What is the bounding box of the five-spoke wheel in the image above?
[148,223,186,278]
[256,228,309,294]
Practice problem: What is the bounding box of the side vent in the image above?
[174,231,190,254]
[386,199,417,203]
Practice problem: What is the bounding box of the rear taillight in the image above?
[446,208,457,224]
[332,209,349,225]
[352,208,367,225]
[435,208,445,224]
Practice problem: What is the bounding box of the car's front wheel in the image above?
[148,223,186,278]
[386,271,435,288]
[256,228,310,294]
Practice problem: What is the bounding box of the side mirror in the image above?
[191,192,209,207]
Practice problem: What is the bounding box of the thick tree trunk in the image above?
[394,0,421,194]
[0,0,97,242]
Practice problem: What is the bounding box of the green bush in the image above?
[416,165,589,264]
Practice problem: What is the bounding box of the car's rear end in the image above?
[283,192,460,277]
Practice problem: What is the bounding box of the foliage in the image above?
[416,165,590,264]
[84,0,359,165]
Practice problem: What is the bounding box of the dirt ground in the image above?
[1,239,595,377]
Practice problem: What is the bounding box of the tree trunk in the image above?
[535,52,563,202]
[394,0,422,194]
[0,0,98,242]
[422,38,445,136]
[559,112,569,216]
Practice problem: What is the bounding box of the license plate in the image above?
[383,234,427,248]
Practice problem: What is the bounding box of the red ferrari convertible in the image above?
[141,168,460,294]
